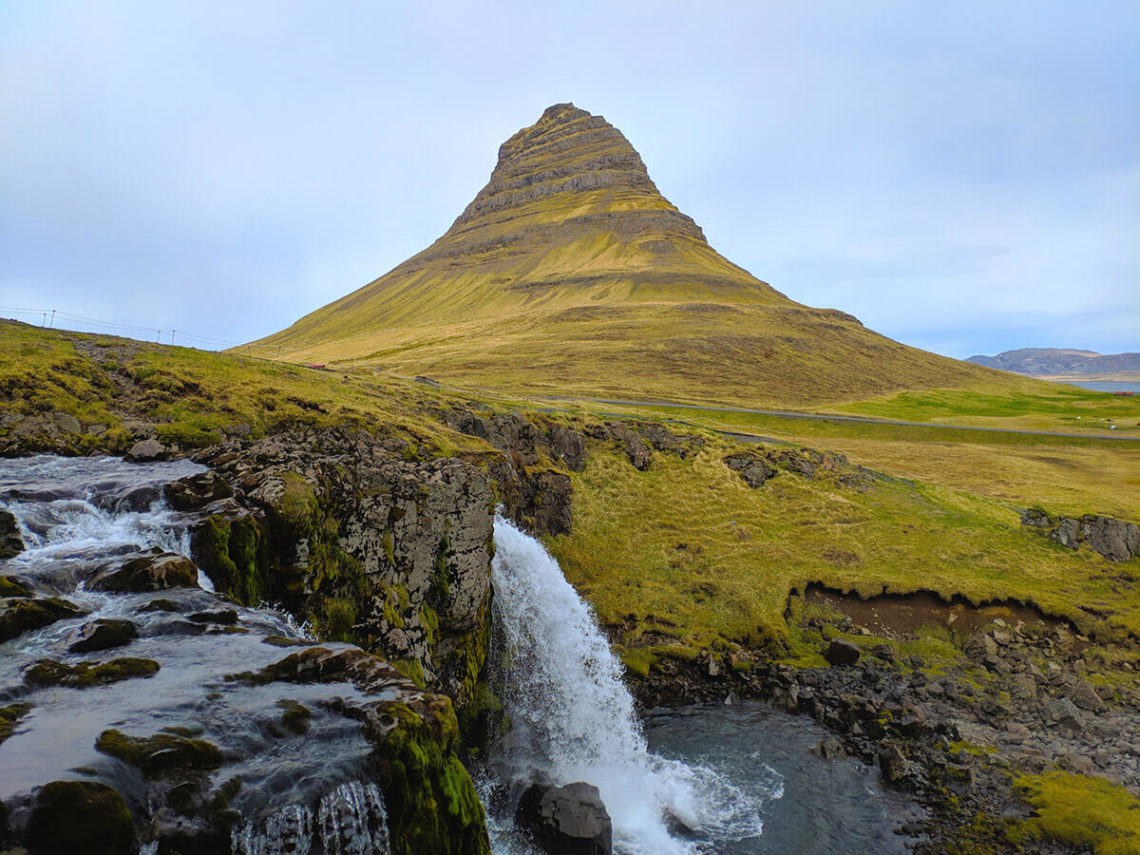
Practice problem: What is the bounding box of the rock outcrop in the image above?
[189,426,495,705]
[1022,508,1140,562]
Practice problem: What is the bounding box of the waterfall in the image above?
[488,516,767,855]
[231,781,390,855]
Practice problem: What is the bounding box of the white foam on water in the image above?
[489,516,770,854]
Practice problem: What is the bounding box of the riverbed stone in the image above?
[516,780,613,855]
[91,552,199,592]
[67,618,138,653]
[0,509,24,559]
[0,597,85,643]
[125,438,166,462]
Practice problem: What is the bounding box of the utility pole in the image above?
[49,309,55,328]
[171,330,177,346]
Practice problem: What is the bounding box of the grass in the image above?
[834,385,1140,434]
[548,437,1140,656]
[524,397,1140,519]
[0,320,489,458]
[1008,771,1140,854]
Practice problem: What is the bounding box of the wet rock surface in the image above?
[0,509,23,559]
[191,425,496,704]
[516,780,613,855]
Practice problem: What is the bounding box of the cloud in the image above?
[1,1,1136,358]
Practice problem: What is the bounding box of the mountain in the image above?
[967,348,1140,378]
[251,103,1012,407]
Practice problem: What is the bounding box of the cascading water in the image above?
[0,455,391,855]
[484,515,771,855]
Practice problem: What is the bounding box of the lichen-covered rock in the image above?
[193,427,495,705]
[91,552,199,592]
[164,470,233,511]
[1020,508,1140,562]
[724,453,775,488]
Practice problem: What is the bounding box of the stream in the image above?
[1,456,922,853]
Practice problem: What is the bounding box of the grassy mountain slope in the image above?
[249,103,1017,408]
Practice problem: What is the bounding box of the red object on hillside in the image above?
[1113,391,1134,396]
[305,363,327,370]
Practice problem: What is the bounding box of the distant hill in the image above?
[250,103,1027,408]
[967,348,1140,379]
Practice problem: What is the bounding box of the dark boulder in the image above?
[824,639,861,666]
[516,780,612,855]
[0,509,24,559]
[26,781,136,855]
[164,471,234,512]
[67,618,139,653]
[91,553,199,592]
[724,453,775,488]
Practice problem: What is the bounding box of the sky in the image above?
[1,1,1137,359]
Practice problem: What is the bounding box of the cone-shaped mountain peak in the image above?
[251,104,999,407]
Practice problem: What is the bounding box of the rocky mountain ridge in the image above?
[967,348,1140,377]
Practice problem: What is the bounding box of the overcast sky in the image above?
[2,1,1136,358]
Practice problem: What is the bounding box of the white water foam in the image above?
[230,781,390,855]
[489,516,769,854]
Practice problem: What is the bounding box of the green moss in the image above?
[275,472,319,530]
[619,646,656,677]
[95,728,222,775]
[0,702,32,744]
[321,597,357,642]
[24,657,160,688]
[197,514,267,606]
[375,702,491,855]
[0,575,32,598]
[394,658,427,689]
[1008,771,1140,854]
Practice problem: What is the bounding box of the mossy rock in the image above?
[375,701,491,855]
[276,699,312,735]
[0,702,32,745]
[0,574,33,598]
[26,780,136,855]
[95,728,222,776]
[24,657,160,688]
[191,514,268,606]
[92,553,198,593]
[0,597,85,643]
